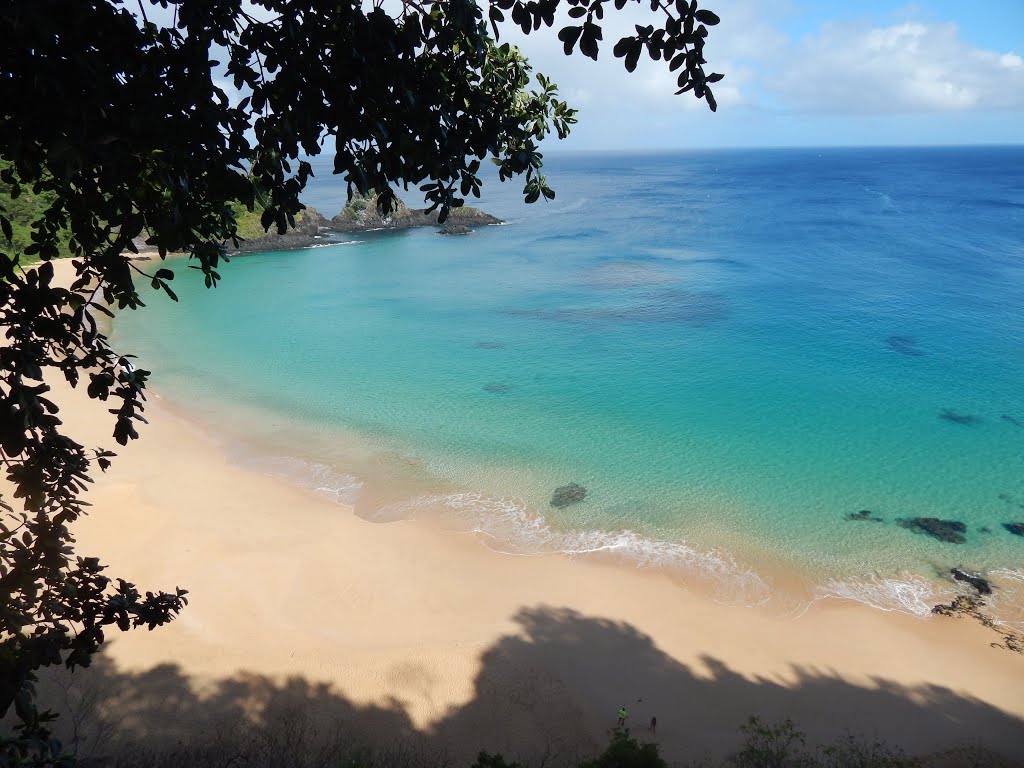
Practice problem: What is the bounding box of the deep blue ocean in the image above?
[114,146,1024,621]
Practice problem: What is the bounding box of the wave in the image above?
[987,568,1024,630]
[818,569,1024,629]
[225,450,1024,627]
[373,491,772,607]
[816,573,953,617]
[244,454,363,505]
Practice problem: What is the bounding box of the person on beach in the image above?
[649,715,657,735]
[617,706,627,726]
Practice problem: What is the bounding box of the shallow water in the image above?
[114,147,1024,621]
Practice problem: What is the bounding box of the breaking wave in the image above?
[374,491,772,607]
[816,573,953,617]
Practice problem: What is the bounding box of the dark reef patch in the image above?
[550,482,587,509]
[475,341,506,350]
[885,335,923,356]
[844,509,884,523]
[939,409,983,426]
[896,517,967,544]
[482,383,514,394]
[1003,522,1024,537]
[951,567,992,595]
[500,290,729,326]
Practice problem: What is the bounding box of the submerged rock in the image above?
[896,517,967,544]
[886,335,923,356]
[951,567,992,595]
[551,482,587,508]
[844,509,884,523]
[438,224,472,235]
[939,409,983,426]
[1003,522,1024,537]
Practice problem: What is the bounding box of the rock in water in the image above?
[951,567,992,595]
[885,335,923,356]
[438,224,472,235]
[1003,522,1024,537]
[551,483,587,508]
[939,409,983,426]
[896,517,968,544]
[844,509,884,523]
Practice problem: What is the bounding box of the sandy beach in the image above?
[23,259,1024,764]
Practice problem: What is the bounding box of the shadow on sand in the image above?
[29,606,1024,766]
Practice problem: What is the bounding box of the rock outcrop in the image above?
[225,195,502,254]
[951,567,992,595]
[330,195,502,233]
[228,208,331,254]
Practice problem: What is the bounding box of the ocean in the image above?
[112,146,1024,623]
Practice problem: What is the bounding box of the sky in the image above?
[499,0,1024,149]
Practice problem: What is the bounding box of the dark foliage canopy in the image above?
[0,0,719,760]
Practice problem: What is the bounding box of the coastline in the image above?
[30,258,1024,762]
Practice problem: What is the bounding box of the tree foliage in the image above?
[0,0,720,759]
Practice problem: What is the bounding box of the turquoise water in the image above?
[114,147,1024,619]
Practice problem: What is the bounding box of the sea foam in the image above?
[816,573,953,618]
[375,491,772,606]
[246,455,363,505]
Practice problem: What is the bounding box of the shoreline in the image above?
[28,257,1024,762]
[117,370,1024,629]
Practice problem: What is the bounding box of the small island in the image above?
[228,194,502,253]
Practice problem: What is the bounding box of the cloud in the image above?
[506,2,1024,127]
[503,1,751,117]
[771,21,1024,113]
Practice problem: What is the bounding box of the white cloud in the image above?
[503,2,750,117]
[771,21,1024,113]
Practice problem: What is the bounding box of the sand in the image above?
[18,259,1024,764]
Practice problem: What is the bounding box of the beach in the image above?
[31,262,1024,765]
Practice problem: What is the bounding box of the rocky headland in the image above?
[227,195,502,253]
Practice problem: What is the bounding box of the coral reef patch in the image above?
[1002,522,1024,537]
[551,483,588,509]
[896,517,967,544]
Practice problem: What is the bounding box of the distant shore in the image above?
[30,258,1024,763]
